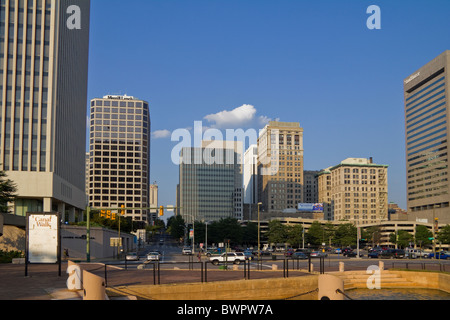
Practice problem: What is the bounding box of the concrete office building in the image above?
[0,0,90,220]
[88,95,151,225]
[403,50,450,224]
[318,158,388,225]
[257,121,304,212]
[178,141,243,223]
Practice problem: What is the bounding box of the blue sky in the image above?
[86,0,450,220]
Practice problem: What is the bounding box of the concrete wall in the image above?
[390,271,450,293]
[61,226,136,260]
[108,275,319,301]
[0,224,136,260]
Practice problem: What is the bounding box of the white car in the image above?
[210,252,246,265]
[147,252,161,261]
[126,252,139,261]
[182,247,192,255]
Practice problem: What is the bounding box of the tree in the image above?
[242,222,258,246]
[335,223,357,247]
[389,230,413,248]
[306,221,324,246]
[0,169,17,213]
[365,226,382,247]
[286,224,304,248]
[436,224,450,245]
[166,215,185,240]
[415,225,433,247]
[266,220,287,245]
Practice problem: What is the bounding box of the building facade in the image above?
[178,141,243,223]
[403,50,450,224]
[303,170,319,203]
[88,95,151,225]
[0,0,90,219]
[318,158,388,225]
[243,144,258,205]
[257,121,304,212]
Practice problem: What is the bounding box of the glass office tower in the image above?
[404,50,450,224]
[0,0,90,219]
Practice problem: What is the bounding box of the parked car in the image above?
[284,250,294,257]
[310,251,328,258]
[295,249,312,256]
[146,252,161,261]
[333,248,342,254]
[126,252,139,261]
[210,252,246,265]
[428,251,450,260]
[368,250,382,259]
[291,252,308,260]
[243,250,253,260]
[344,250,363,258]
[379,249,405,259]
[182,247,192,255]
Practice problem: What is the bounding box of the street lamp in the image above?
[257,202,262,261]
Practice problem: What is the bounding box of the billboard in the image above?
[297,203,324,212]
[26,213,60,264]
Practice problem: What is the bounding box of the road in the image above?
[118,234,450,273]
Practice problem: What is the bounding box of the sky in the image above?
[86,0,450,221]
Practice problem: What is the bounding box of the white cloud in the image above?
[152,129,172,139]
[204,104,272,129]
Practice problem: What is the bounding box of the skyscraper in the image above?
[178,140,243,223]
[257,121,304,212]
[403,50,450,224]
[88,95,151,225]
[0,0,90,219]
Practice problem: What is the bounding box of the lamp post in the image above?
[257,202,262,261]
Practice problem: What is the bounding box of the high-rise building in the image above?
[149,182,158,222]
[0,0,90,219]
[178,140,243,223]
[88,95,151,225]
[257,121,304,212]
[243,144,258,204]
[403,50,450,224]
[317,158,388,224]
[303,170,319,203]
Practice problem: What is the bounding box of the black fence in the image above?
[96,255,326,288]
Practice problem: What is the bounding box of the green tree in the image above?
[242,222,258,246]
[415,225,433,247]
[266,220,287,245]
[335,223,357,247]
[0,169,17,213]
[286,224,304,248]
[306,221,324,246]
[436,224,450,245]
[166,215,186,240]
[389,230,413,248]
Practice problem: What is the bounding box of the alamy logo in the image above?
[67,5,82,30]
[366,265,381,290]
[367,5,381,30]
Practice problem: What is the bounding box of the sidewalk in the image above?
[0,263,70,300]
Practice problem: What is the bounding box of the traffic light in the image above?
[100,210,106,218]
[121,205,125,216]
[159,206,164,217]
